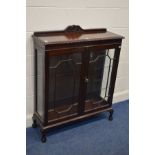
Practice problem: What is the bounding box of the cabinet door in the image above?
[84,48,116,112]
[47,50,82,123]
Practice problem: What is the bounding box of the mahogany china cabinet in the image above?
[32,25,124,142]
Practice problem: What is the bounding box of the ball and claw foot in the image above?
[108,109,114,121]
[32,120,37,128]
[41,134,46,143]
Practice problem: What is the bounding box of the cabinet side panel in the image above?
[36,49,45,121]
[108,47,121,105]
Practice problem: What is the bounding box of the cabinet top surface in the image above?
[33,25,124,45]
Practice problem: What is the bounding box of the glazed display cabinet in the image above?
[32,25,124,142]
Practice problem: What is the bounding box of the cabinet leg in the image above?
[108,109,114,121]
[32,117,37,128]
[41,131,47,143]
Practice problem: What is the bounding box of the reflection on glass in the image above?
[48,53,82,111]
[85,49,115,111]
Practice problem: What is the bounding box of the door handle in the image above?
[85,77,89,83]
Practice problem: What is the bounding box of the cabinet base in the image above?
[32,107,113,143]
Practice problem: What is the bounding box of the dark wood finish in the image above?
[79,49,90,115]
[32,25,124,142]
[44,52,49,126]
[34,49,37,113]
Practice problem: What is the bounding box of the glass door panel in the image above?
[85,49,115,112]
[48,52,82,121]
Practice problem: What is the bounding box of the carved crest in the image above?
[65,25,83,33]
